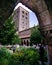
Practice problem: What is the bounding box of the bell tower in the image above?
[13,6,29,31]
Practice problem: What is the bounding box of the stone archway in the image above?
[24,40,26,45]
[21,41,23,45]
[27,40,29,46]
[0,0,52,65]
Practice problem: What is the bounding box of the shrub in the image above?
[9,52,24,65]
[24,48,39,65]
[0,47,11,65]
[0,47,47,65]
[0,47,11,59]
[14,47,39,65]
[0,58,8,65]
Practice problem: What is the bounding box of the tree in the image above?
[30,26,43,45]
[0,16,21,45]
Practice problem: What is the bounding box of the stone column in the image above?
[38,10,52,65]
[48,45,52,65]
[35,0,52,65]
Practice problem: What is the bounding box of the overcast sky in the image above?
[14,3,38,27]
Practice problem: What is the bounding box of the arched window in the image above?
[27,40,29,46]
[21,41,23,45]
[24,40,26,45]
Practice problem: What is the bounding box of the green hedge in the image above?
[0,47,11,65]
[12,47,39,65]
[0,47,47,65]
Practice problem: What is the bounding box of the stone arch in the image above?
[27,40,29,46]
[15,1,52,64]
[21,41,23,45]
[24,40,26,45]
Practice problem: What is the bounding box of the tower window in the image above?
[22,15,24,18]
[26,17,27,19]
[26,23,27,25]
[26,13,27,15]
[22,11,24,13]
[22,22,24,23]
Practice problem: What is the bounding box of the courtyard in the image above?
[0,0,52,65]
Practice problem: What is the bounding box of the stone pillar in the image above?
[35,1,52,65]
[48,45,52,65]
[46,35,52,65]
[38,2,52,65]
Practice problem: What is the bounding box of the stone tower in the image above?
[13,6,29,31]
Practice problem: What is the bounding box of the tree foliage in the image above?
[30,26,43,45]
[0,16,21,45]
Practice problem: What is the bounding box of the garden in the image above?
[0,46,47,65]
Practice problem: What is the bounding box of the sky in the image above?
[14,3,38,27]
